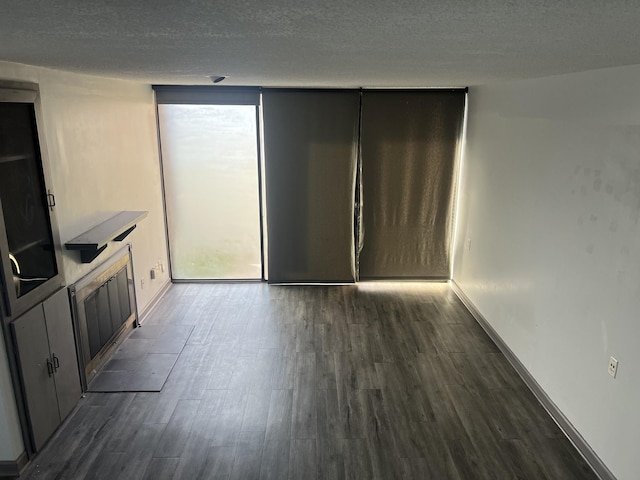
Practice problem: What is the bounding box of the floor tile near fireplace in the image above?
[88,323,193,392]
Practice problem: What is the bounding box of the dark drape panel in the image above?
[262,90,360,283]
[359,90,466,279]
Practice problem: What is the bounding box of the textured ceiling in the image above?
[1,1,640,87]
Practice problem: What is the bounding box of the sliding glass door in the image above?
[158,104,263,280]
[154,86,465,283]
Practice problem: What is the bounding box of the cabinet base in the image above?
[0,450,28,478]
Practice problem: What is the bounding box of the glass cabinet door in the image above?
[0,102,58,300]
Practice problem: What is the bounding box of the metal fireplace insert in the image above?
[69,245,138,389]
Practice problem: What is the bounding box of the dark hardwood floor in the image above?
[22,282,598,479]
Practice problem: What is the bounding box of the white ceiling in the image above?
[2,1,640,87]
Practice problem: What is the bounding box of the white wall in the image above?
[0,61,169,461]
[453,65,640,480]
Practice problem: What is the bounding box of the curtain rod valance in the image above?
[153,86,260,105]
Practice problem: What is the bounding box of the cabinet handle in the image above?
[52,354,60,370]
[46,359,54,377]
[47,190,56,211]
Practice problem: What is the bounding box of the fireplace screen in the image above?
[69,246,137,387]
[83,266,131,359]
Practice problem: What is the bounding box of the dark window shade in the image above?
[262,90,360,283]
[359,90,466,279]
[153,86,260,105]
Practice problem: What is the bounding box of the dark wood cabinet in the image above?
[0,86,64,319]
[11,288,81,452]
[10,304,59,453]
[0,82,79,456]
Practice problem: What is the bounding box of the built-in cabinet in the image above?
[0,82,81,459]
[0,86,64,318]
[11,288,81,452]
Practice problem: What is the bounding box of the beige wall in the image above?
[453,64,640,480]
[0,60,169,461]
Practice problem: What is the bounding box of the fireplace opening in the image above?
[69,245,138,389]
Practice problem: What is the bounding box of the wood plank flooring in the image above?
[21,282,598,479]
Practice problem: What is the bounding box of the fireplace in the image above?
[69,245,138,388]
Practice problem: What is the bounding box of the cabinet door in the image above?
[43,288,81,421]
[0,103,59,301]
[11,305,60,452]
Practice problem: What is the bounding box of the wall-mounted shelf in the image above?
[65,211,148,263]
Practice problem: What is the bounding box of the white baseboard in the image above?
[138,279,171,323]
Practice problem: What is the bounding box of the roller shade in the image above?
[262,89,360,283]
[359,90,466,279]
[153,86,260,105]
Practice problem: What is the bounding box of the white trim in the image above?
[138,279,171,323]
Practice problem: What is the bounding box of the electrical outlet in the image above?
[608,356,618,378]
[140,277,145,289]
[466,237,472,252]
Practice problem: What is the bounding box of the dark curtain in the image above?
[262,90,360,283]
[359,90,466,279]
